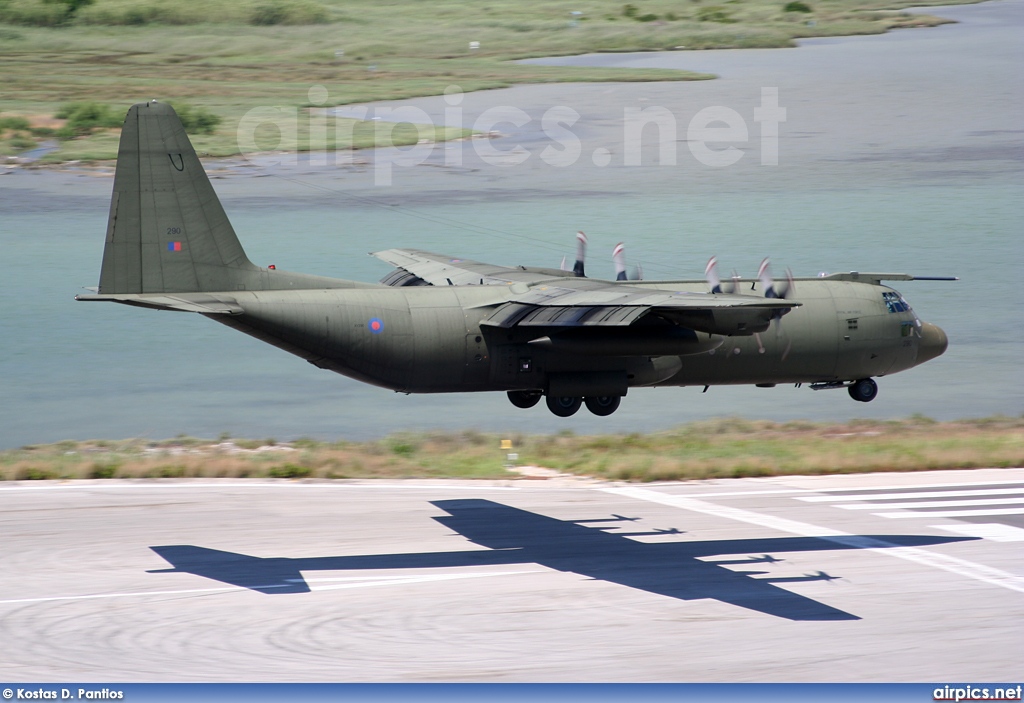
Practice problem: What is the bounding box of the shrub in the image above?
[249,0,328,26]
[10,134,36,149]
[0,115,31,131]
[269,463,312,478]
[697,6,736,22]
[89,464,118,479]
[0,0,89,26]
[167,103,222,135]
[784,1,812,12]
[18,467,56,480]
[54,102,123,137]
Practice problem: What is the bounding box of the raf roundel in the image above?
[368,317,384,334]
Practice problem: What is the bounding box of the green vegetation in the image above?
[784,2,814,14]
[2,416,1021,483]
[0,0,979,161]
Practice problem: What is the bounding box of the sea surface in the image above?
[1,0,1021,448]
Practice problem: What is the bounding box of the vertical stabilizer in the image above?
[99,101,258,294]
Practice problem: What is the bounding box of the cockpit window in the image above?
[882,291,912,314]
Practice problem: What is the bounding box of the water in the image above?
[1,0,1021,448]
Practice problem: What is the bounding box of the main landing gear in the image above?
[507,391,622,417]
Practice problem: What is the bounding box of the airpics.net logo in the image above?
[933,685,1024,702]
[234,84,787,185]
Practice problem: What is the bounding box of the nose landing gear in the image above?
[848,377,878,403]
[506,390,541,409]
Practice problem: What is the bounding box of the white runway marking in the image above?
[663,489,809,498]
[933,523,1024,543]
[299,571,541,592]
[798,488,1024,502]
[838,497,1024,510]
[794,479,1024,494]
[604,486,1024,594]
[878,507,1024,519]
[0,571,536,606]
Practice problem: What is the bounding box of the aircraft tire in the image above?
[546,395,583,417]
[507,390,542,409]
[848,378,878,403]
[584,395,621,416]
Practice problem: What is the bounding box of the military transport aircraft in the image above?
[77,102,952,417]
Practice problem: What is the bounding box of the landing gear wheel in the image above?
[507,390,541,409]
[546,395,582,417]
[848,378,878,403]
[584,395,621,416]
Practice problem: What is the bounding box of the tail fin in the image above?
[99,101,258,294]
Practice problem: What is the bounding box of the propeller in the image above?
[758,257,794,300]
[612,243,643,281]
[613,243,627,281]
[757,257,796,359]
[573,230,587,277]
[705,256,740,294]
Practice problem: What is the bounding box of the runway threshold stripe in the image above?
[792,478,1024,494]
[877,507,1024,518]
[798,488,1024,502]
[932,523,1024,542]
[603,487,1024,594]
[839,497,1024,510]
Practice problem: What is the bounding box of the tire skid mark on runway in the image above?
[0,570,537,606]
[604,486,1024,594]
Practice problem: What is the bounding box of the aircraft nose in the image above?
[917,322,948,365]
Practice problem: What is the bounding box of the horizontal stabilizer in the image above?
[75,293,242,314]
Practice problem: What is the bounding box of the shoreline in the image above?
[1,0,990,167]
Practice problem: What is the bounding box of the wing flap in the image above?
[483,281,798,336]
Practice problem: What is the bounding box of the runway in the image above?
[1,469,1022,682]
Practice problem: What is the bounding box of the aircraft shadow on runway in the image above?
[148,498,975,621]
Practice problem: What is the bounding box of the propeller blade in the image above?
[573,231,587,277]
[706,257,739,294]
[758,258,778,298]
[706,256,722,293]
[560,255,568,272]
[631,263,643,281]
[777,268,795,300]
[758,259,796,299]
[613,242,627,281]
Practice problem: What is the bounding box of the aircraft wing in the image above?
[371,249,568,286]
[485,279,798,336]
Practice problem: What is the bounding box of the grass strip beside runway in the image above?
[3,415,1021,483]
